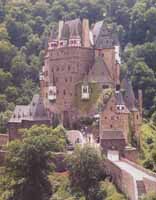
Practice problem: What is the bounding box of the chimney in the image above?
[82,19,90,47]
[138,89,143,117]
[58,20,64,40]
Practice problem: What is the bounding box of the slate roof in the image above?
[9,95,49,123]
[92,21,103,44]
[121,76,137,111]
[115,90,125,105]
[101,129,125,140]
[88,57,113,83]
[61,18,82,40]
[50,24,58,40]
[92,21,117,49]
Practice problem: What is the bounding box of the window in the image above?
[103,85,109,89]
[65,78,67,82]
[56,67,59,71]
[83,86,88,93]
[110,124,113,128]
[122,106,124,110]
[63,90,66,95]
[110,107,113,111]
[105,116,107,119]
[117,106,120,110]
[136,114,139,120]
[68,65,71,71]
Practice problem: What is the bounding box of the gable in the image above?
[88,57,113,84]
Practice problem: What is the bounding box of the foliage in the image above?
[0,110,12,133]
[97,180,126,200]
[0,0,155,132]
[141,192,156,200]
[49,173,126,200]
[140,122,156,172]
[74,82,101,114]
[0,125,67,200]
[67,145,105,200]
[49,172,84,200]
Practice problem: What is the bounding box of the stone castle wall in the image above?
[42,47,94,126]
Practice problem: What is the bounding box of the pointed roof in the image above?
[92,21,118,49]
[88,57,113,84]
[29,95,49,120]
[92,21,103,43]
[9,95,49,123]
[61,18,82,40]
[50,25,58,40]
[115,90,125,105]
[121,76,137,110]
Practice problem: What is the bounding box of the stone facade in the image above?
[8,95,50,140]
[7,18,142,152]
[40,19,121,128]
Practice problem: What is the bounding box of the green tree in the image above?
[6,20,32,47]
[3,125,67,200]
[0,25,9,41]
[131,61,156,112]
[0,40,16,70]
[0,69,12,92]
[141,192,156,200]
[67,145,104,200]
[0,110,12,133]
[5,86,18,103]
[11,54,28,86]
[0,95,8,112]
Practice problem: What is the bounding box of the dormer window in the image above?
[69,38,81,47]
[49,41,58,49]
[81,85,89,100]
[59,40,67,48]
[116,105,125,111]
[48,86,56,101]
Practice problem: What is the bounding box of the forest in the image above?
[0,0,156,200]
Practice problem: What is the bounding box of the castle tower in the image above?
[92,21,120,87]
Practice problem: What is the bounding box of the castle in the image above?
[2,19,156,200]
[8,18,143,156]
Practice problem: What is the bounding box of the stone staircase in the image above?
[136,180,146,198]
